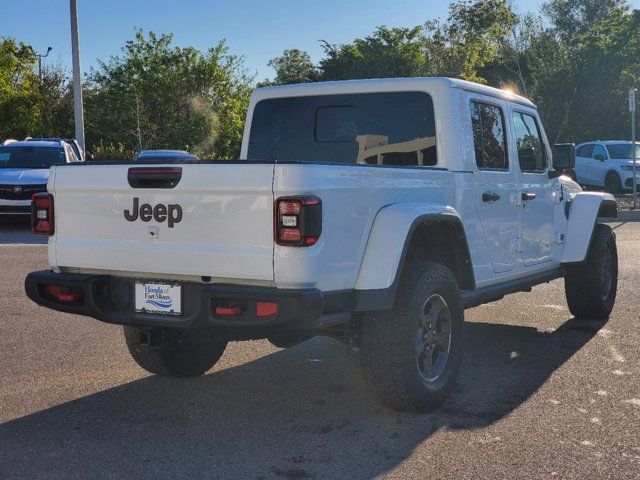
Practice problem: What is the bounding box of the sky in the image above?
[1,0,638,82]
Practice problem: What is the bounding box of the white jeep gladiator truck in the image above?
[25,78,618,412]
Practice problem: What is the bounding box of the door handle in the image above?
[482,192,501,203]
[522,192,536,201]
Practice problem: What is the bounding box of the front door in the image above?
[471,99,520,273]
[511,109,555,266]
[575,144,594,185]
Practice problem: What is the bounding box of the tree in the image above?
[543,0,629,41]
[425,0,518,82]
[263,49,318,86]
[0,37,40,139]
[317,1,517,84]
[86,30,253,159]
[40,62,75,138]
[560,7,640,141]
[319,26,428,81]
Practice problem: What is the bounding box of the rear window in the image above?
[0,146,65,169]
[247,92,437,166]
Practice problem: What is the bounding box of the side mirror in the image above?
[552,143,575,171]
[594,154,605,161]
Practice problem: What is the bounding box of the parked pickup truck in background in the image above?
[25,78,618,412]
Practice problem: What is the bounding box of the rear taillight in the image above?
[31,193,54,235]
[275,196,322,246]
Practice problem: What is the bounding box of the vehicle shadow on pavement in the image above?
[0,219,46,245]
[0,317,602,479]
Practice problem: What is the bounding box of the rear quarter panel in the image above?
[272,164,487,291]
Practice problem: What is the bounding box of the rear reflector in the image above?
[31,193,54,235]
[256,301,278,317]
[215,305,242,316]
[41,284,84,304]
[279,228,302,243]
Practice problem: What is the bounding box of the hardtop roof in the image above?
[253,77,536,109]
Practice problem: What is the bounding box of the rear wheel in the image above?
[604,171,622,194]
[565,224,618,320]
[123,326,227,377]
[359,262,464,412]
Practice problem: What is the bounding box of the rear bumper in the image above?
[25,270,348,334]
[0,205,31,216]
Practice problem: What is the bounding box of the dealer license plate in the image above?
[135,282,182,315]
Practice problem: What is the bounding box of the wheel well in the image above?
[403,220,475,291]
[598,199,618,218]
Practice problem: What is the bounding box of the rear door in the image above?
[575,144,594,185]
[470,98,521,273]
[511,109,555,267]
[51,163,275,282]
[590,144,609,187]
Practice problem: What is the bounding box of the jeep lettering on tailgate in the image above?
[124,197,183,228]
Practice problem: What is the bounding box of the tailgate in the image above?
[50,163,275,282]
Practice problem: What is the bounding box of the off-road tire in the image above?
[359,262,464,413]
[124,326,227,377]
[565,224,618,320]
[604,171,622,194]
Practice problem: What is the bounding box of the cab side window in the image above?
[512,112,547,173]
[471,101,508,170]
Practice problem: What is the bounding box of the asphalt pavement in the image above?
[0,219,638,479]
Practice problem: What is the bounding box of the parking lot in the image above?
[0,219,638,480]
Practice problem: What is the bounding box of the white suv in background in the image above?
[0,140,82,218]
[575,141,640,193]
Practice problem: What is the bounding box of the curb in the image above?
[607,210,640,221]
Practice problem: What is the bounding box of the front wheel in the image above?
[124,326,227,377]
[359,262,464,412]
[565,224,618,320]
[604,171,622,194]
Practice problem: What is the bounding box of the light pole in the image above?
[70,0,85,153]
[29,46,52,137]
[29,46,52,82]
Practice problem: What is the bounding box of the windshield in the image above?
[0,146,66,168]
[606,144,640,159]
[135,155,198,162]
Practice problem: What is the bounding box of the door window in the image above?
[471,101,508,170]
[576,144,594,157]
[592,145,607,160]
[512,112,547,173]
